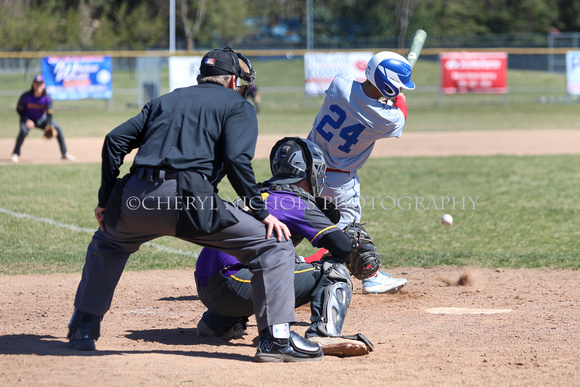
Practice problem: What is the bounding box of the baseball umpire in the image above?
[194,137,378,359]
[67,48,323,362]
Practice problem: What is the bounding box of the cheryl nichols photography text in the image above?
[125,195,480,212]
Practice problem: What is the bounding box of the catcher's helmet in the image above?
[269,137,327,197]
[365,51,415,98]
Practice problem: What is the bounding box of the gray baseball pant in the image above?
[73,172,296,331]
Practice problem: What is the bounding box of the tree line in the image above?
[1,0,579,52]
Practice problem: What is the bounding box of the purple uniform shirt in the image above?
[16,91,52,122]
[195,189,339,280]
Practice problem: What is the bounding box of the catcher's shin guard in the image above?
[67,309,102,350]
[306,261,353,338]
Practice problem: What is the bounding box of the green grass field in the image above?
[1,154,578,274]
[1,57,578,274]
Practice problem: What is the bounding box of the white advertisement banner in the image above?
[169,56,203,92]
[304,52,373,96]
[566,51,580,95]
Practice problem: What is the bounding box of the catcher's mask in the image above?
[269,137,327,197]
[365,51,415,98]
[199,47,255,97]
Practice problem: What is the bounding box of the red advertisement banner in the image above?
[440,52,508,95]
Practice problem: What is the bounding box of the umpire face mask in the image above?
[236,53,255,99]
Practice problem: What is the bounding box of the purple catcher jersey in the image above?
[195,189,339,280]
[307,73,405,172]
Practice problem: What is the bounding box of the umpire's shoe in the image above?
[69,322,96,350]
[255,323,323,362]
[67,309,101,351]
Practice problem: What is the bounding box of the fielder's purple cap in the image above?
[33,74,45,83]
[199,47,240,77]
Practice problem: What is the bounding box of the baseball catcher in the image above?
[194,137,373,358]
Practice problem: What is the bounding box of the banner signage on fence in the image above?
[169,56,203,92]
[566,51,580,95]
[439,52,508,95]
[41,56,113,100]
[304,52,373,96]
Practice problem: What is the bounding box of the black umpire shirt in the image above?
[97,82,269,221]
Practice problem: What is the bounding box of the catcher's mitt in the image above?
[43,124,57,140]
[343,222,381,280]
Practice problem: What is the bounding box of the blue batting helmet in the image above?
[365,51,415,98]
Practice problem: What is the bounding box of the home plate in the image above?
[426,307,512,315]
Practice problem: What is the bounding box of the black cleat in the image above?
[197,319,246,340]
[255,325,323,362]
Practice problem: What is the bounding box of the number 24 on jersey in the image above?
[315,104,365,154]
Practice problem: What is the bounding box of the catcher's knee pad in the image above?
[322,260,353,289]
[67,309,102,341]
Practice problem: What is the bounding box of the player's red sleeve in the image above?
[304,248,328,263]
[392,95,408,120]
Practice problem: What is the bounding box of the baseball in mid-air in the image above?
[441,214,453,226]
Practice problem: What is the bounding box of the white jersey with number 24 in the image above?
[307,73,405,172]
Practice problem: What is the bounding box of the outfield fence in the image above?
[1,45,579,112]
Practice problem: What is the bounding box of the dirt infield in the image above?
[1,129,580,164]
[1,267,578,386]
[1,131,579,385]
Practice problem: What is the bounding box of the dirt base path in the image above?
[1,267,578,385]
[1,129,580,165]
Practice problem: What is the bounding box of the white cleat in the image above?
[362,271,407,294]
[62,153,76,161]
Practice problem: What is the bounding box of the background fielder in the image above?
[11,74,75,163]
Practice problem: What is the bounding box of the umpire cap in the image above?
[200,47,255,83]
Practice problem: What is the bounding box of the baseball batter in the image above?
[307,51,414,294]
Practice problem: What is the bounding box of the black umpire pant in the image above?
[73,170,296,331]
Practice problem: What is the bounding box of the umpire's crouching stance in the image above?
[67,47,323,362]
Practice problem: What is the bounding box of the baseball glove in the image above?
[43,124,56,140]
[343,222,381,280]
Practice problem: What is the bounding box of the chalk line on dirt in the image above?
[425,307,513,315]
